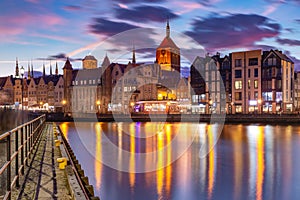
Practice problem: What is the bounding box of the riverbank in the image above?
[46,113,300,124]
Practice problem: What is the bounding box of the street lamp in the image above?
[96,100,101,114]
[231,102,234,114]
[20,66,25,111]
[209,99,213,114]
[62,100,66,115]
[257,99,262,114]
[40,101,43,110]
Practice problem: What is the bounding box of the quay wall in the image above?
[46,113,300,124]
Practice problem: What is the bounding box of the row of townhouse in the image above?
[190,49,295,114]
[0,62,64,111]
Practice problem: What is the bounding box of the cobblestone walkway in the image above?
[11,123,72,200]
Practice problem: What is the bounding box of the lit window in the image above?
[254,80,258,89]
[235,81,242,90]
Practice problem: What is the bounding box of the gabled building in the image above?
[262,49,294,113]
[190,54,226,114]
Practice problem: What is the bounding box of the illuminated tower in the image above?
[156,20,180,73]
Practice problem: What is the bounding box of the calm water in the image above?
[59,122,300,200]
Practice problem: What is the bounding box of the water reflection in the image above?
[59,122,300,200]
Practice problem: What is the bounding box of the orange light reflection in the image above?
[94,123,102,189]
[256,127,265,200]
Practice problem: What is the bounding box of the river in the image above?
[59,122,300,200]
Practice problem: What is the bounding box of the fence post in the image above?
[25,125,28,166]
[20,126,24,175]
[7,133,11,200]
[0,137,6,196]
[15,129,19,188]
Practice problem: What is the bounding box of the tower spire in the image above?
[49,60,53,75]
[55,61,58,75]
[166,19,170,38]
[43,62,45,77]
[31,60,34,78]
[15,57,19,78]
[28,61,31,79]
[132,44,136,64]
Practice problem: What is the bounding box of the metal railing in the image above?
[0,114,46,200]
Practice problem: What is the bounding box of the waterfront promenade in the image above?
[10,122,72,199]
[0,116,100,200]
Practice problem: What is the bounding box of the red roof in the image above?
[157,36,180,49]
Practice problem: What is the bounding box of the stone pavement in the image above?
[11,123,72,200]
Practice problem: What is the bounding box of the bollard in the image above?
[57,157,67,169]
[53,129,58,137]
[54,140,61,147]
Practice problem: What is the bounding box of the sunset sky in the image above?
[0,0,299,76]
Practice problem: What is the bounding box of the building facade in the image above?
[231,50,262,114]
[262,50,294,113]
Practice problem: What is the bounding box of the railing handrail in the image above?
[0,114,46,200]
[0,114,45,141]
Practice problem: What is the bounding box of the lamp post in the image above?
[231,101,234,114]
[62,100,66,116]
[257,99,262,114]
[130,102,134,113]
[209,99,213,114]
[40,101,43,111]
[96,100,100,114]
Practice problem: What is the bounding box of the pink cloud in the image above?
[25,0,39,3]
[0,12,65,38]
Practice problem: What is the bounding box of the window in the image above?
[262,92,272,101]
[254,91,258,99]
[235,92,242,100]
[248,80,251,89]
[268,58,277,66]
[222,61,230,69]
[276,92,282,101]
[254,68,259,77]
[235,70,242,78]
[235,81,242,90]
[249,58,258,66]
[235,59,242,67]
[276,80,282,89]
[254,80,258,89]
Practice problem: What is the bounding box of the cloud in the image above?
[185,14,281,51]
[172,1,206,15]
[197,0,222,6]
[114,0,166,3]
[0,12,65,39]
[276,38,300,46]
[254,44,277,50]
[89,18,139,36]
[63,5,81,11]
[48,53,68,60]
[37,53,82,61]
[25,0,39,3]
[295,19,300,23]
[115,5,178,23]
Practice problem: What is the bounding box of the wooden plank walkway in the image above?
[11,123,72,200]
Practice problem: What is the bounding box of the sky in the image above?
[0,0,300,77]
